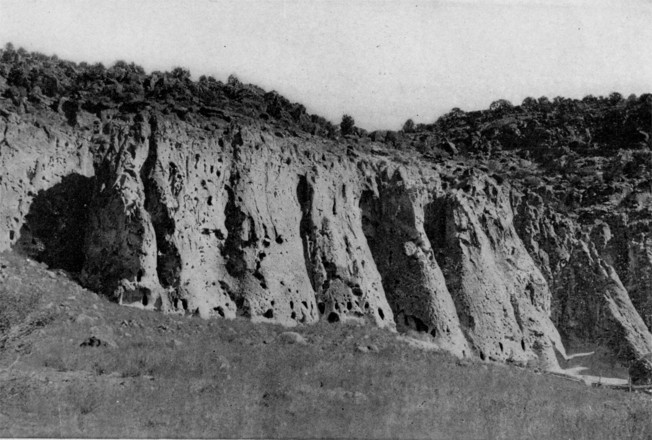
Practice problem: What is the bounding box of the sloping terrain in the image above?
[2,250,652,439]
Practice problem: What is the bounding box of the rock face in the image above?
[2,106,652,368]
[360,168,470,357]
[514,193,652,361]
[429,174,566,367]
[81,114,164,309]
[79,115,396,328]
[0,114,93,264]
[2,50,652,369]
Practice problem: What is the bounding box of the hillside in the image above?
[2,45,652,437]
[2,249,652,438]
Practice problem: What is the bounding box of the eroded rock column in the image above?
[298,164,394,328]
[428,174,565,368]
[360,166,469,356]
[82,114,164,309]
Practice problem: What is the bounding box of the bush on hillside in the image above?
[341,114,355,136]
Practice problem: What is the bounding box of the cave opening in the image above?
[13,173,94,273]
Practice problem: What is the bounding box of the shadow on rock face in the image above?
[14,173,94,273]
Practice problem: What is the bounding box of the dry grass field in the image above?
[2,250,652,439]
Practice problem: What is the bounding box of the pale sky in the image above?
[1,0,651,130]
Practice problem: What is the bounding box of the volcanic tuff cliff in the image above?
[2,46,652,370]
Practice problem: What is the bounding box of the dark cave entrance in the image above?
[13,173,94,273]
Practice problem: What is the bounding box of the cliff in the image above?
[2,46,652,370]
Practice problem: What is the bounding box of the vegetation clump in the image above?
[340,113,355,136]
[0,43,339,137]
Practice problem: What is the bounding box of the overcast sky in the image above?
[1,0,651,130]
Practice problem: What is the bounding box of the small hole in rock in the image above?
[318,302,325,314]
[378,308,385,320]
[499,342,504,352]
[479,351,486,361]
[346,301,352,311]
[290,301,294,309]
[213,306,225,318]
[521,339,526,351]
[413,316,428,332]
[291,311,296,319]
[276,235,284,244]
[327,312,340,323]
[263,309,274,319]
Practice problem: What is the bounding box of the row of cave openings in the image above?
[7,169,444,333]
[13,167,529,358]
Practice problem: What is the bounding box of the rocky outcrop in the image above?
[600,215,652,331]
[514,192,652,361]
[360,167,470,357]
[76,112,571,366]
[0,113,93,259]
[2,49,652,368]
[3,105,652,368]
[625,234,652,328]
[428,172,565,367]
[81,113,164,309]
[298,166,394,328]
[77,115,397,328]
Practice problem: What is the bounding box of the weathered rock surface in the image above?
[74,114,397,328]
[361,167,470,357]
[2,49,652,370]
[3,106,652,369]
[429,173,565,367]
[81,114,164,310]
[0,115,93,260]
[514,193,652,361]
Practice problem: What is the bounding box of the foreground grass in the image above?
[1,250,652,438]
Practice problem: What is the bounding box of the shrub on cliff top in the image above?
[402,118,415,133]
[340,114,355,136]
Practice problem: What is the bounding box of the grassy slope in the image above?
[1,251,652,439]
